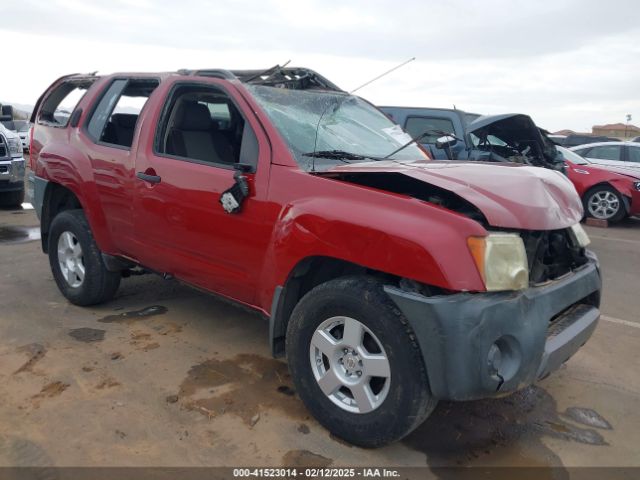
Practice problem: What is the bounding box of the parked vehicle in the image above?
[29,68,601,447]
[561,134,618,148]
[570,141,640,169]
[1,119,31,151]
[379,107,564,171]
[0,123,26,206]
[560,147,640,222]
[379,106,479,159]
[632,136,640,143]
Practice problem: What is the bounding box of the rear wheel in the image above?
[286,276,436,447]
[0,189,25,208]
[48,209,120,306]
[584,185,626,222]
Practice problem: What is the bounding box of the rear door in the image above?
[131,77,273,305]
[79,77,159,253]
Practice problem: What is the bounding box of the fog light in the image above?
[487,343,503,374]
[486,336,522,387]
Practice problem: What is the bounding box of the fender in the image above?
[37,141,116,254]
[256,166,489,312]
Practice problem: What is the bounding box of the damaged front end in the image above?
[462,114,565,172]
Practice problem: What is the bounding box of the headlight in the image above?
[467,233,529,291]
[634,181,640,191]
[7,137,22,157]
[569,222,590,247]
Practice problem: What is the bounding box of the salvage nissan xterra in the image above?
[29,66,601,447]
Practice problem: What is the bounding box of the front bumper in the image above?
[385,252,601,401]
[0,158,25,191]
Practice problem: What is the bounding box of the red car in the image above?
[29,68,601,447]
[560,146,640,222]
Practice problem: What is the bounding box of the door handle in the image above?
[136,172,161,184]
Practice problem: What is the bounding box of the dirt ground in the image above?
[0,183,639,473]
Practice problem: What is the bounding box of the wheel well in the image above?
[583,182,629,213]
[268,256,422,357]
[40,183,82,253]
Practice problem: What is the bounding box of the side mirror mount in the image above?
[435,135,458,150]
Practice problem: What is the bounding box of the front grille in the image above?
[0,145,6,158]
[521,229,588,285]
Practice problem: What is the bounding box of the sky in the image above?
[1,0,639,132]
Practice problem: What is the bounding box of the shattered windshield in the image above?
[246,85,428,170]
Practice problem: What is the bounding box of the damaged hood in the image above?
[326,160,583,230]
[465,113,561,167]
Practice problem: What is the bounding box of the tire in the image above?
[583,185,626,223]
[0,189,25,208]
[48,209,120,306]
[286,275,437,447]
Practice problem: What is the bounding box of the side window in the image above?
[573,147,591,157]
[38,81,93,127]
[86,79,159,148]
[585,145,621,161]
[404,116,456,143]
[627,146,640,163]
[156,84,257,168]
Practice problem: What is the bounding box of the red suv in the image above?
[29,67,601,447]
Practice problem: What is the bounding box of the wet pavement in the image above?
[0,197,639,473]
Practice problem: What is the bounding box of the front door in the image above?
[132,79,272,305]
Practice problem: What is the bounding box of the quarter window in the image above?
[404,116,456,144]
[628,146,640,163]
[38,81,94,127]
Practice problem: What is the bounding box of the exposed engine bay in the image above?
[520,229,589,285]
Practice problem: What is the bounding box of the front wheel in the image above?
[48,209,121,306]
[286,276,436,447]
[584,185,626,223]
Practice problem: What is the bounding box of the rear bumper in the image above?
[385,252,601,401]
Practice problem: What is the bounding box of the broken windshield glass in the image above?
[246,85,428,171]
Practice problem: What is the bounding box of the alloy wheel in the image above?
[57,231,85,288]
[309,316,391,414]
[588,190,620,220]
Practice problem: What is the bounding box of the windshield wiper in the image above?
[303,150,381,161]
[383,129,460,159]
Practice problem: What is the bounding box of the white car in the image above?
[14,120,30,151]
[0,119,30,151]
[570,141,640,169]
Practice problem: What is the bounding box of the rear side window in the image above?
[86,78,159,149]
[37,81,93,127]
[585,145,622,161]
[404,116,456,143]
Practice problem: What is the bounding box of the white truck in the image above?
[0,121,26,206]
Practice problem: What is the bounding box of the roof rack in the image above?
[178,66,343,92]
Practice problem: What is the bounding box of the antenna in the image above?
[349,57,416,94]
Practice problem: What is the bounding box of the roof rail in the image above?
[179,67,343,92]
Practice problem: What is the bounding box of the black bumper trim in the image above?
[384,255,601,401]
